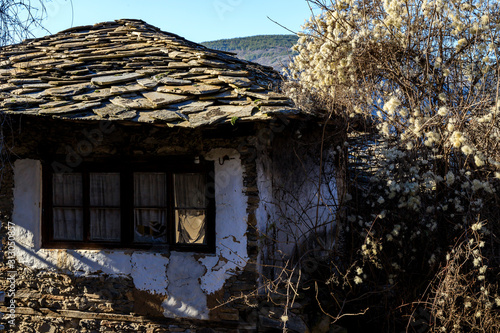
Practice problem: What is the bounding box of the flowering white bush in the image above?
[286,0,500,331]
[289,0,500,164]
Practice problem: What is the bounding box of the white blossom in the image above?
[471,222,483,231]
[461,145,473,155]
[437,106,448,116]
[446,171,455,186]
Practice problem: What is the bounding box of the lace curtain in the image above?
[52,172,121,241]
[52,173,83,241]
[51,171,208,245]
[89,173,121,241]
[133,172,167,243]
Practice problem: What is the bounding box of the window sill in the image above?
[41,241,215,253]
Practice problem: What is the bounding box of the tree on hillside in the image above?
[0,0,48,46]
[283,0,500,331]
[202,35,299,52]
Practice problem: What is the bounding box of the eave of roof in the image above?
[0,19,299,127]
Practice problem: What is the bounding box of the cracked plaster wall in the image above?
[254,134,339,275]
[11,148,248,320]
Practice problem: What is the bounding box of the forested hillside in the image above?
[202,35,298,72]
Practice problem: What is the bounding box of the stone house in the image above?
[0,20,338,332]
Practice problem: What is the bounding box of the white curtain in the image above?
[53,208,83,241]
[52,173,83,240]
[175,209,206,244]
[89,173,121,241]
[133,172,167,243]
[174,174,206,244]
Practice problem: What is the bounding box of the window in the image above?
[42,158,215,252]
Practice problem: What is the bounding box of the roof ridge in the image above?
[53,19,215,56]
[58,19,161,36]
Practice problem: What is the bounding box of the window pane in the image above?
[52,173,83,241]
[175,209,206,244]
[174,173,207,208]
[134,173,167,243]
[90,208,121,241]
[134,173,167,206]
[53,208,83,241]
[134,209,167,243]
[89,173,121,242]
[90,173,120,206]
[53,173,82,206]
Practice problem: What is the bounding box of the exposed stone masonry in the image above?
[0,117,267,332]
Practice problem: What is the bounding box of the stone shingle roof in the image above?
[0,19,298,127]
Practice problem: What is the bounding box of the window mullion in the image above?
[43,159,215,252]
[121,168,132,246]
[42,164,53,245]
[82,171,90,242]
[167,172,175,247]
[206,168,216,252]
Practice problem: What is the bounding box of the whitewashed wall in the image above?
[11,148,248,320]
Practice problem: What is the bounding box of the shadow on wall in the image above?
[271,126,338,268]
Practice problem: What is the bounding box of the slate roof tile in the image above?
[0,19,300,126]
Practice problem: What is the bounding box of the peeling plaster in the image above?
[11,151,249,320]
[200,148,249,295]
[131,252,169,295]
[162,253,208,319]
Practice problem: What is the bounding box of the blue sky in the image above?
[34,0,315,42]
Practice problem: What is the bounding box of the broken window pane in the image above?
[133,172,167,243]
[174,173,207,244]
[90,173,121,241]
[47,163,214,249]
[52,173,83,240]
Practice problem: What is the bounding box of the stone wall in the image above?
[0,115,332,332]
[0,115,265,332]
[255,120,339,276]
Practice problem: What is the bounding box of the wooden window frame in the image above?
[42,157,216,253]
